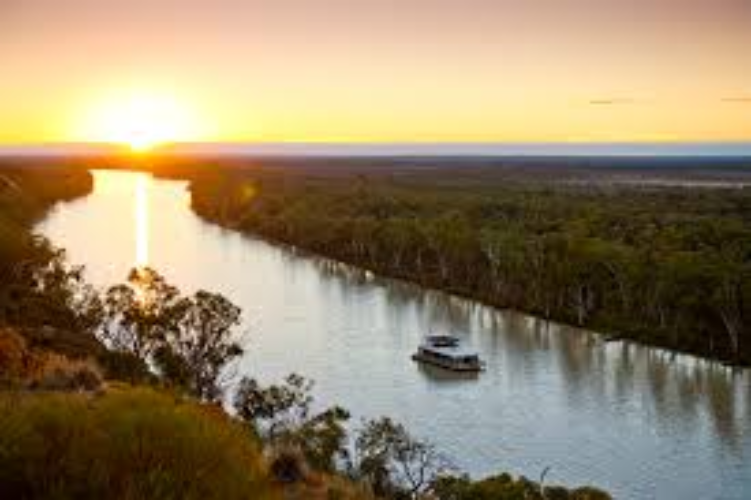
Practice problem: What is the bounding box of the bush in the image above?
[0,387,274,500]
[28,353,103,392]
[268,445,310,484]
[0,328,104,392]
[97,349,153,384]
[20,326,105,362]
[432,473,612,500]
[0,328,28,386]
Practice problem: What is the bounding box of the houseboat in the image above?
[412,335,484,372]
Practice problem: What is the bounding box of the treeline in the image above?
[0,166,96,342]
[190,166,751,365]
[0,164,609,499]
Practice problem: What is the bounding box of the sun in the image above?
[80,90,202,152]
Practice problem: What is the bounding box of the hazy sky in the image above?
[1,0,750,144]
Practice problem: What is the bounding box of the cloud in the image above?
[721,97,751,103]
[588,98,637,106]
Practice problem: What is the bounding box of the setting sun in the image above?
[79,90,203,151]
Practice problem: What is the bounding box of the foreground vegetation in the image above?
[0,388,273,499]
[0,162,610,498]
[188,161,751,365]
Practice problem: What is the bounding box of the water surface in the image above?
[38,170,751,499]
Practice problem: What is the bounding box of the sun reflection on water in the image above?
[134,173,150,269]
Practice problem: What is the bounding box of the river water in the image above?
[37,170,751,499]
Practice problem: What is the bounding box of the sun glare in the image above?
[81,90,202,152]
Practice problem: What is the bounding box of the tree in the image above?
[233,374,350,472]
[102,268,244,401]
[101,268,182,360]
[234,373,314,440]
[160,290,243,401]
[294,405,351,473]
[353,417,451,498]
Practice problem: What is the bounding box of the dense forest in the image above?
[188,160,751,365]
[0,162,610,499]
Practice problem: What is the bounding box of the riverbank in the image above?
[1,163,615,499]
[186,161,751,366]
[34,168,751,499]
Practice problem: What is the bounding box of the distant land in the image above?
[2,142,751,158]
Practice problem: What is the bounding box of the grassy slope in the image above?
[0,387,276,500]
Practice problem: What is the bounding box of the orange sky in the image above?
[1,0,750,144]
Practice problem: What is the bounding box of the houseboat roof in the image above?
[424,334,460,346]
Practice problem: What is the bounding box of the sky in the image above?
[1,0,750,145]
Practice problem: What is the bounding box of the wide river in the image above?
[38,170,750,499]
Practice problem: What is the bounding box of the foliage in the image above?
[432,473,612,500]
[296,406,352,473]
[166,290,243,401]
[102,267,244,401]
[234,374,351,473]
[0,387,273,500]
[0,328,27,387]
[235,373,315,439]
[0,167,108,367]
[191,166,751,364]
[26,352,103,392]
[0,326,102,392]
[353,417,450,498]
[102,267,183,359]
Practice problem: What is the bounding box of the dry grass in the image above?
[0,327,102,391]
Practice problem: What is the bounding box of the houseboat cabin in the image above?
[412,335,484,372]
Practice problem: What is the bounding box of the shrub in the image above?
[0,328,104,392]
[0,328,28,386]
[28,353,103,392]
[268,445,310,484]
[0,387,274,500]
[431,473,612,500]
[20,325,105,362]
[97,348,153,384]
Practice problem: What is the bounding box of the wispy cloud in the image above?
[588,98,637,106]
[721,97,751,103]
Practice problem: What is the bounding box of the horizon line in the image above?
[2,141,751,158]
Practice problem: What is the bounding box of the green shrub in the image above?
[0,387,274,500]
[432,473,612,500]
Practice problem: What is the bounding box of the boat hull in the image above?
[411,353,484,372]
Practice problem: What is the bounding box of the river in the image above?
[37,170,751,499]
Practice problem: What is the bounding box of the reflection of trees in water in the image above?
[641,352,747,451]
[306,254,479,333]
[473,307,507,352]
[503,316,751,453]
[608,344,749,451]
[493,312,545,352]
[703,367,745,451]
[280,242,751,453]
[552,324,608,404]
